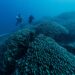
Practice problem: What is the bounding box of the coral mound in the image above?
[34,20,69,42]
[3,33,75,75]
[0,18,75,75]
[17,34,75,75]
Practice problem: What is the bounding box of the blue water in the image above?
[0,0,75,34]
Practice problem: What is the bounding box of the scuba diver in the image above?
[28,15,34,24]
[16,14,23,26]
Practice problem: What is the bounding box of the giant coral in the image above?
[0,18,75,75]
[17,34,75,75]
[33,19,69,42]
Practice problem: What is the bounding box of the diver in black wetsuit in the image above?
[16,14,23,26]
[28,15,34,24]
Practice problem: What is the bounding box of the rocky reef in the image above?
[0,17,75,75]
[33,19,69,43]
[53,12,75,41]
[16,34,75,75]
